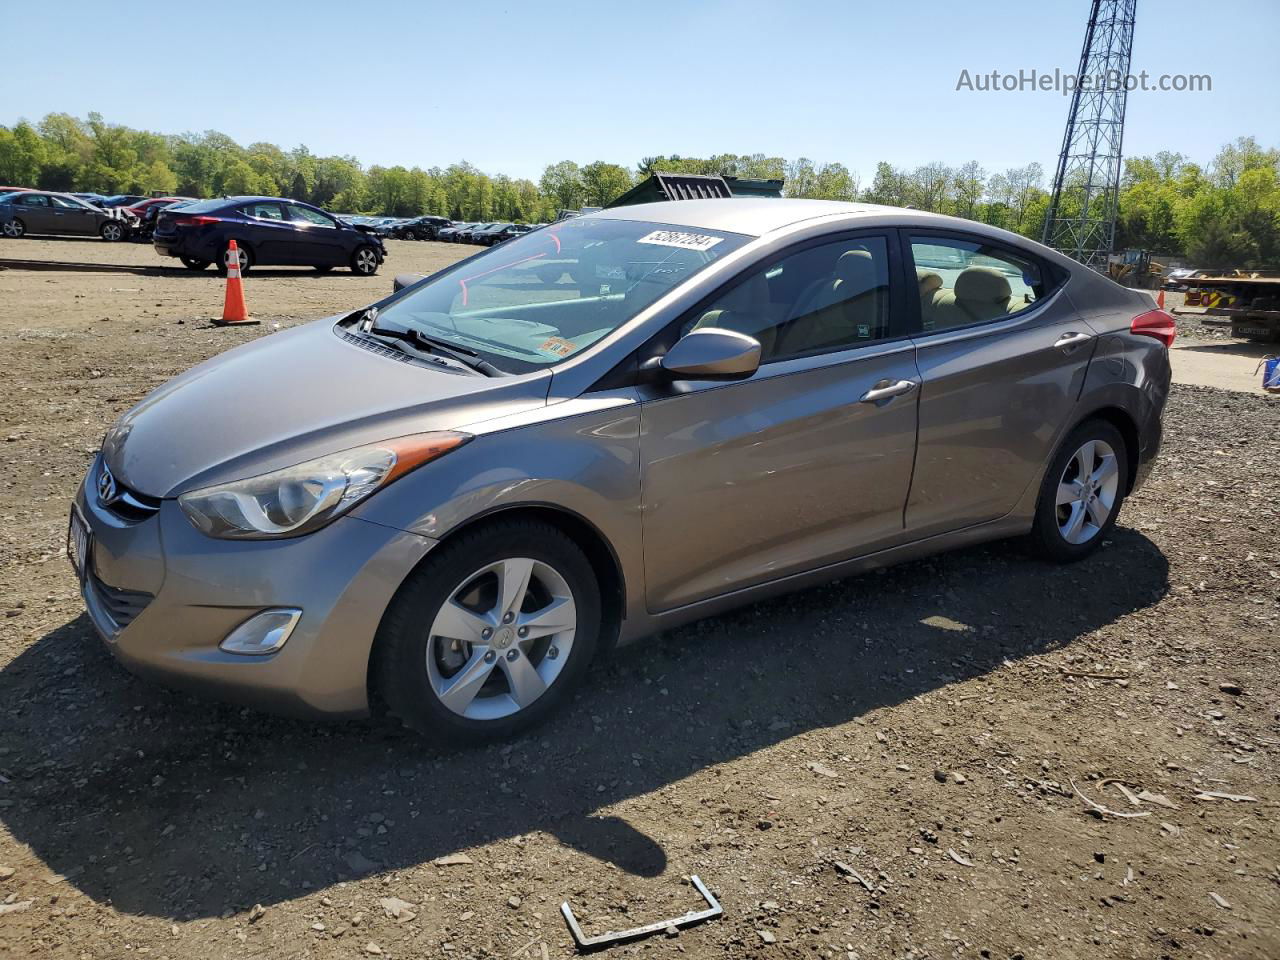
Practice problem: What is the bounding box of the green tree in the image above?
[580,161,633,207]
[540,160,584,211]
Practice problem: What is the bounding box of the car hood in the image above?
[102,318,551,497]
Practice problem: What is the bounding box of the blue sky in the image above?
[6,0,1277,183]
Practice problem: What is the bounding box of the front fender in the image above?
[349,392,644,612]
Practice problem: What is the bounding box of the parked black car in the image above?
[0,190,135,240]
[485,223,534,246]
[152,196,387,275]
[468,222,514,245]
[395,215,453,240]
[456,222,499,243]
[437,222,475,242]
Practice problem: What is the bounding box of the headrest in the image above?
[834,249,878,291]
[916,268,943,295]
[954,266,1012,303]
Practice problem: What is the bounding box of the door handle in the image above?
[859,378,917,403]
[1054,331,1093,352]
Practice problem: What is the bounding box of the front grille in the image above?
[87,572,153,632]
[94,459,162,522]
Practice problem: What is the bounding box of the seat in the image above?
[928,265,1019,329]
[916,269,943,331]
[691,271,782,355]
[776,249,883,355]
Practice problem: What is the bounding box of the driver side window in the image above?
[684,235,892,362]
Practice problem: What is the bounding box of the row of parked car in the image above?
[1,185,544,274]
[332,215,540,245]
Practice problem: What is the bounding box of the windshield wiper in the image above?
[361,321,504,377]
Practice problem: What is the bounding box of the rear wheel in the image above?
[373,520,601,743]
[180,256,210,271]
[215,242,252,276]
[2,218,25,238]
[1029,419,1128,562]
[100,221,126,242]
[350,245,379,276]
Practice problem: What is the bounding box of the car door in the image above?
[238,201,293,264]
[285,203,347,265]
[12,193,54,232]
[905,232,1092,537]
[50,195,99,235]
[638,231,920,613]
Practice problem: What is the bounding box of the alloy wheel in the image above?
[354,247,378,274]
[101,222,124,241]
[3,219,25,238]
[224,246,248,270]
[425,557,577,721]
[1055,439,1120,544]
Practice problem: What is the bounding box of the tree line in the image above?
[0,114,1275,266]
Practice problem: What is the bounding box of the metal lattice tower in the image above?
[1042,0,1137,269]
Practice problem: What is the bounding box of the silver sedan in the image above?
[70,199,1174,741]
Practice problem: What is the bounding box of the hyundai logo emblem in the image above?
[97,463,120,506]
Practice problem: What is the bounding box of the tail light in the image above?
[1130,309,1176,348]
[172,215,219,227]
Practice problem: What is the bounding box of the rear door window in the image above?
[909,235,1046,332]
[17,194,50,208]
[243,201,286,221]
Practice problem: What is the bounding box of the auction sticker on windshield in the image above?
[637,230,724,252]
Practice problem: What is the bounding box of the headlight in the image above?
[178,432,470,539]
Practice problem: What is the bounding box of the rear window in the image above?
[169,198,232,215]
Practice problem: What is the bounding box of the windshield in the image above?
[371,216,749,374]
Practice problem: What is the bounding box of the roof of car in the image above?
[592,198,895,236]
[590,198,1079,270]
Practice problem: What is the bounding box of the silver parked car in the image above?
[70,200,1174,741]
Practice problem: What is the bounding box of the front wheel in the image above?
[1,218,25,238]
[1029,419,1128,562]
[372,520,601,743]
[100,221,126,242]
[350,245,380,275]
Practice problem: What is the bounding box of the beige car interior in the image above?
[692,247,887,360]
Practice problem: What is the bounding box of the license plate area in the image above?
[68,506,91,582]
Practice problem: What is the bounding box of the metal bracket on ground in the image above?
[560,874,723,952]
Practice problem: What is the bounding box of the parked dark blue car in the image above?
[153,196,387,275]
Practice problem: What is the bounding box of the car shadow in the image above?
[0,528,1169,920]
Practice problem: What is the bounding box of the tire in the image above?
[180,256,210,271]
[372,519,601,744]
[350,245,380,276]
[1029,419,1128,562]
[100,220,126,242]
[313,264,334,273]
[215,242,252,276]
[1,218,25,238]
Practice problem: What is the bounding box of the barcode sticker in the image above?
[637,230,724,252]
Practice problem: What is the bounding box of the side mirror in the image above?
[660,327,761,381]
[392,273,427,293]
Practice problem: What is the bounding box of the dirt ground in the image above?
[0,239,1277,960]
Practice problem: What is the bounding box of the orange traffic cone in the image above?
[1156,289,1166,309]
[216,240,258,326]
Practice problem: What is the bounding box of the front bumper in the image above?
[74,457,436,717]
